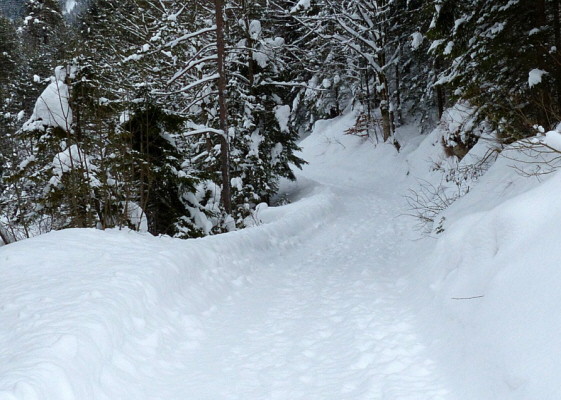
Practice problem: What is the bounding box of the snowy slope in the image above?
[415,152,561,399]
[2,109,561,399]
[0,186,341,399]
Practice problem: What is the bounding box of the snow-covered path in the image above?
[171,182,449,399]
[158,113,451,399]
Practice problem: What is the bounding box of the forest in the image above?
[0,0,559,244]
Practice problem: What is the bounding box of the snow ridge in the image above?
[0,184,341,399]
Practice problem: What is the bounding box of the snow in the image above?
[274,105,290,133]
[270,142,283,165]
[124,202,148,233]
[428,39,444,53]
[231,177,243,191]
[290,0,311,13]
[544,129,561,151]
[64,0,77,14]
[443,41,454,55]
[248,20,261,40]
[119,110,131,124]
[417,163,561,399]
[411,32,424,50]
[48,144,101,190]
[52,144,87,175]
[249,131,263,157]
[252,37,284,69]
[2,107,561,398]
[166,26,217,49]
[528,68,547,87]
[23,68,73,132]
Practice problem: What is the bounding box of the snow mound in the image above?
[0,181,341,399]
[23,67,73,132]
[420,166,561,398]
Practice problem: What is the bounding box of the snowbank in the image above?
[394,101,561,398]
[418,165,561,399]
[403,107,561,398]
[0,179,340,399]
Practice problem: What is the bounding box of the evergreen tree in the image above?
[427,0,561,140]
[20,0,68,74]
[223,0,305,222]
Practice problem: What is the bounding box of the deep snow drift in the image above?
[1,110,561,399]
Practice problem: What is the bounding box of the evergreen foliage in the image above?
[427,0,561,140]
[3,0,561,243]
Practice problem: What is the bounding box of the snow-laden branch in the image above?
[260,80,328,91]
[153,73,219,95]
[167,55,218,85]
[335,17,382,54]
[166,26,217,48]
[184,127,225,138]
[332,34,383,74]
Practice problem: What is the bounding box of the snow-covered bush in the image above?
[407,102,500,233]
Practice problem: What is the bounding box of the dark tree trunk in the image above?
[553,0,561,115]
[534,0,552,127]
[215,0,232,214]
[241,0,255,88]
[437,85,445,120]
[434,56,445,120]
[395,61,402,124]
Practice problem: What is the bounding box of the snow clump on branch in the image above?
[23,66,73,132]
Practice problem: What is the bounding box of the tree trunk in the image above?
[395,61,402,123]
[434,56,445,120]
[534,0,551,127]
[553,0,561,115]
[377,49,391,142]
[241,0,255,88]
[379,74,391,141]
[364,62,374,140]
[555,3,561,65]
[381,105,391,142]
[437,85,445,120]
[215,0,232,214]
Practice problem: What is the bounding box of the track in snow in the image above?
[162,170,451,399]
